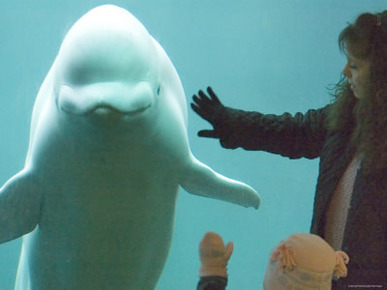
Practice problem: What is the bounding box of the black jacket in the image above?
[216,105,387,288]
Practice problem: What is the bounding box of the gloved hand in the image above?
[199,232,234,278]
[191,87,228,139]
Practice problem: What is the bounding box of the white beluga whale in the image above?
[0,5,260,290]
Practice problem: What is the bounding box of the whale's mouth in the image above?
[60,99,152,117]
[86,103,151,117]
[57,82,157,118]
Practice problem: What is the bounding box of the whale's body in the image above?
[0,5,259,289]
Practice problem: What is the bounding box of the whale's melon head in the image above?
[53,5,161,120]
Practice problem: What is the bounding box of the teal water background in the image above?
[0,1,385,289]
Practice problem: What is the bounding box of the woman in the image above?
[191,11,386,288]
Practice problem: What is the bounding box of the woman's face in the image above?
[342,52,371,99]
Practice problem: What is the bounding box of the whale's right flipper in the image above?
[179,155,260,209]
[0,169,43,244]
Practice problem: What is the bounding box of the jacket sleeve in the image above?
[217,105,330,159]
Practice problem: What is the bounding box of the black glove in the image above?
[191,87,227,139]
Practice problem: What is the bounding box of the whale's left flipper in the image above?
[180,155,260,209]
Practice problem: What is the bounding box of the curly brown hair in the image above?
[327,11,387,174]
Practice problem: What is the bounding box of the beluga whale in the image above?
[0,5,260,290]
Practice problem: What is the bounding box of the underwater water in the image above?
[0,1,385,289]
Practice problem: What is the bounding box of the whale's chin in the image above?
[89,104,151,117]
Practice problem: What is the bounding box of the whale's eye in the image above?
[156,85,161,96]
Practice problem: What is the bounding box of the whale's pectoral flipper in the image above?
[180,156,260,209]
[0,170,43,243]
